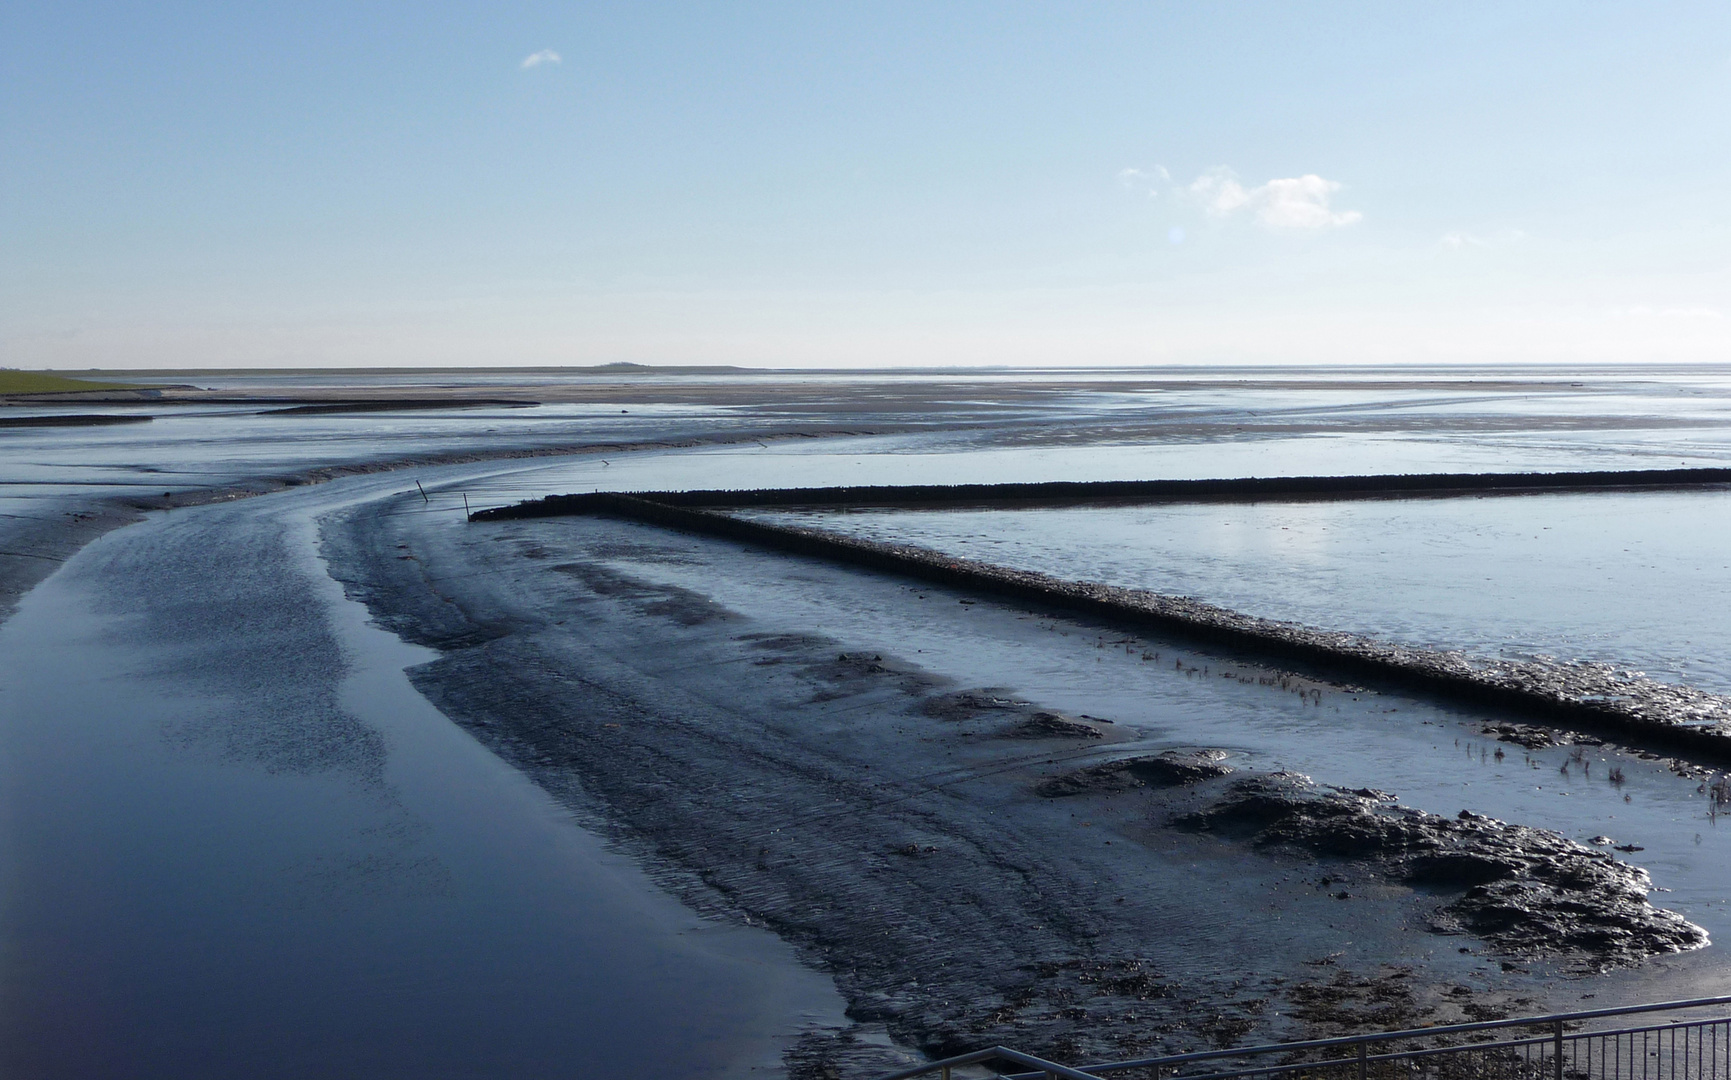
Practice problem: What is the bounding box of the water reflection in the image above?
[0,483,844,1078]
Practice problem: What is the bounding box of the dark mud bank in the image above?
[1170,772,1706,967]
[0,413,152,428]
[1034,756,1705,968]
[474,492,1731,763]
[324,503,1712,1074]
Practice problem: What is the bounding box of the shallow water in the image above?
[749,489,1731,695]
[12,365,1731,506]
[0,479,845,1078]
[0,401,740,493]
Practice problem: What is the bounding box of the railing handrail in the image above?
[878,995,1731,1080]
[871,1044,1113,1080]
[1077,994,1731,1074]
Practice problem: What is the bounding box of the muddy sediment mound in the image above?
[917,689,1116,739]
[1038,750,1233,796]
[999,712,1106,739]
[1180,774,1708,966]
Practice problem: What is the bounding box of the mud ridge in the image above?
[0,413,152,428]
[262,398,533,415]
[477,468,1731,513]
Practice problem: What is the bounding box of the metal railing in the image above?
[875,996,1731,1080]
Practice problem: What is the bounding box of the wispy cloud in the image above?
[1441,229,1526,249]
[1189,168,1361,228]
[520,49,562,69]
[1117,165,1170,196]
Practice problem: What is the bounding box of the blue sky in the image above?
[4,2,1730,368]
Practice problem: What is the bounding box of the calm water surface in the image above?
[753,490,1731,694]
[0,478,845,1079]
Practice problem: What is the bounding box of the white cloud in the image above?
[520,49,562,69]
[1189,168,1361,228]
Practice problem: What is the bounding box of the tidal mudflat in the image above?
[9,366,1731,1077]
[324,495,1731,1070]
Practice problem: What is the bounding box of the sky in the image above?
[4,2,1731,370]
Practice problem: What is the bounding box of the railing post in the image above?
[1556,1019,1566,1080]
[1358,1042,1368,1080]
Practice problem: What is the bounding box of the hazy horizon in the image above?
[21,358,1731,377]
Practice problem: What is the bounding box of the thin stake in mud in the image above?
[415,480,428,504]
[463,492,471,520]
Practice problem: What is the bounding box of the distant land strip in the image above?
[479,466,1731,513]
[473,481,1731,760]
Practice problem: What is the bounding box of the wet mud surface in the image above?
[14,370,1731,1077]
[499,495,1731,758]
[0,501,145,622]
[1035,750,1233,796]
[322,503,1724,1074]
